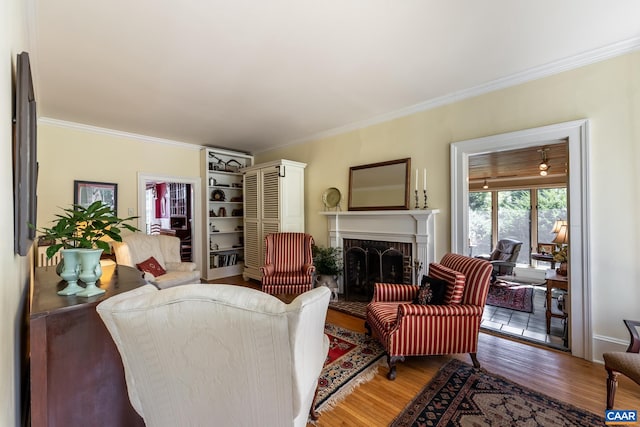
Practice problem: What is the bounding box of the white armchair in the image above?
[112,233,200,289]
[97,284,331,427]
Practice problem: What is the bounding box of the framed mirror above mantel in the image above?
[348,158,411,211]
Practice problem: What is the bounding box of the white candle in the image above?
[423,169,427,191]
[415,168,418,190]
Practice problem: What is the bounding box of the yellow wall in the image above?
[32,51,639,362]
[37,124,202,227]
[2,0,32,424]
[256,51,640,357]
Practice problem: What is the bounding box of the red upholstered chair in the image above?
[365,253,493,380]
[260,232,316,295]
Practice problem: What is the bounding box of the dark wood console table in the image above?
[30,263,146,427]
[531,252,556,269]
[545,269,568,335]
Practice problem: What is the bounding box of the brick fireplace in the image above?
[319,209,439,298]
[342,239,413,301]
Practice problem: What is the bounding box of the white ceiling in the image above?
[29,1,640,154]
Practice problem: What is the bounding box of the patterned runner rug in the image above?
[316,323,385,413]
[486,281,534,313]
[328,300,368,319]
[390,359,603,426]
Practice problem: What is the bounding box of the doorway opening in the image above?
[137,173,202,275]
[469,184,569,351]
[451,119,591,360]
[144,182,193,261]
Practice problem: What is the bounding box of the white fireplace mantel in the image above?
[319,209,440,289]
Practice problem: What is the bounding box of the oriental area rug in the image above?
[390,359,603,427]
[486,280,534,313]
[327,300,368,319]
[315,323,385,413]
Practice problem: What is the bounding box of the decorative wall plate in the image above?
[322,187,341,209]
[211,189,226,201]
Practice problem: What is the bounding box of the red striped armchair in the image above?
[261,232,316,295]
[365,253,493,380]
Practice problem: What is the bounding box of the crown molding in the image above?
[279,36,640,149]
[38,118,204,151]
[39,37,640,155]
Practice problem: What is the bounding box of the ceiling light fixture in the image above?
[482,179,489,189]
[538,148,550,176]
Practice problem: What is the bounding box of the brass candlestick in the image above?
[413,259,423,283]
[423,189,428,209]
[414,189,419,209]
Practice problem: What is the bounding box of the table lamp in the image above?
[551,219,567,234]
[552,224,569,275]
[552,224,568,245]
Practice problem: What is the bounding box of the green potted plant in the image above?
[33,201,138,296]
[312,244,342,299]
[552,244,568,275]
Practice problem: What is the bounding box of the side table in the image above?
[531,252,557,269]
[545,269,568,335]
[30,263,146,427]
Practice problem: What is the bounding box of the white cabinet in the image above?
[201,148,254,280]
[242,159,307,281]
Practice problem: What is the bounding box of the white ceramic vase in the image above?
[57,249,83,296]
[315,274,339,301]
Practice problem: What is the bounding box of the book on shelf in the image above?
[209,252,243,268]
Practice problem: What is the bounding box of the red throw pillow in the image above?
[136,256,166,277]
[428,262,466,304]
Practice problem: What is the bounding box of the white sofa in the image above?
[112,233,200,289]
[97,284,331,427]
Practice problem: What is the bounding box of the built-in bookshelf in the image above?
[201,148,254,280]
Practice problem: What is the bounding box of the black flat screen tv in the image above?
[13,52,38,256]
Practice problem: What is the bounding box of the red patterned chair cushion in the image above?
[261,272,314,286]
[427,263,465,304]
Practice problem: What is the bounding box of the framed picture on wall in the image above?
[537,243,555,255]
[74,180,118,213]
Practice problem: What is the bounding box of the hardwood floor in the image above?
[209,276,640,426]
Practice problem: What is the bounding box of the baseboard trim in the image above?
[591,334,629,364]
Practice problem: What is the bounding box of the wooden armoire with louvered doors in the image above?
[242,159,307,281]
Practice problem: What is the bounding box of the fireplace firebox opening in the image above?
[343,239,412,301]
